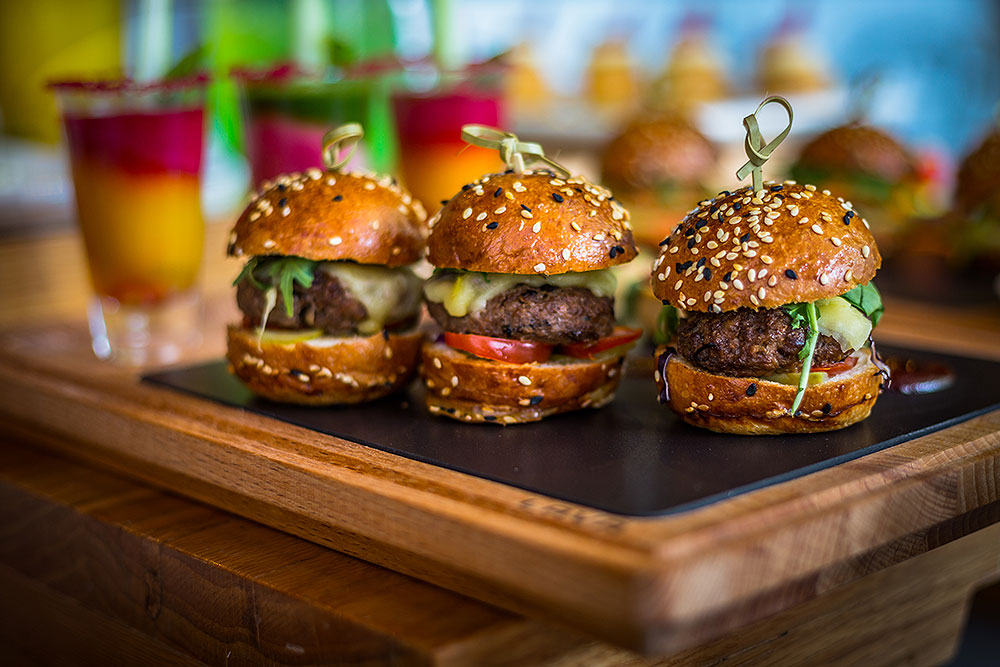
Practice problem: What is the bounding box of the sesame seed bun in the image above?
[421,340,625,424]
[229,168,427,267]
[226,325,421,405]
[954,127,1000,215]
[793,125,914,182]
[651,182,882,311]
[426,171,638,274]
[656,346,883,435]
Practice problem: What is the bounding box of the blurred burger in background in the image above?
[788,123,942,254]
[947,125,1000,277]
[601,114,717,249]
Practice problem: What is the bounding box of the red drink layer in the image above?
[63,107,205,304]
[393,90,504,208]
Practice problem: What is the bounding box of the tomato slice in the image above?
[558,326,643,360]
[442,332,554,364]
[812,355,858,376]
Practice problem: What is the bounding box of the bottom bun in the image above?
[421,341,626,425]
[227,325,421,405]
[656,346,885,435]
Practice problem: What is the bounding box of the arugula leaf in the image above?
[233,256,316,318]
[790,301,820,415]
[781,302,810,334]
[840,282,883,326]
[655,304,679,344]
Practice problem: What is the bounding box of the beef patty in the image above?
[428,284,615,345]
[677,308,849,376]
[236,272,372,335]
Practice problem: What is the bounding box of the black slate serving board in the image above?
[144,344,1000,517]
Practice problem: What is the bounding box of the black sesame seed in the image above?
[493,187,502,197]
[661,299,670,305]
[687,238,696,249]
[718,190,731,197]
[574,187,583,193]
[746,383,757,396]
[609,196,616,201]
[486,221,499,229]
[723,271,732,282]
[444,407,456,414]
[733,203,743,210]
[382,329,390,341]
[658,238,670,246]
[677,260,693,271]
[552,193,564,203]
[529,395,543,405]
[845,210,855,218]
[609,247,618,258]
[822,402,832,414]
[703,267,712,280]
[740,233,750,243]
[278,197,287,207]
[770,184,783,191]
[440,199,449,205]
[785,269,798,279]
[614,245,625,255]
[685,227,696,237]
[696,257,706,268]
[332,195,343,201]
[277,184,287,192]
[505,168,515,174]
[697,219,709,229]
[794,409,802,417]
[484,415,497,421]
[462,184,471,191]
[520,203,531,212]
[709,205,718,214]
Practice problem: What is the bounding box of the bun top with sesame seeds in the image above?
[650,181,881,311]
[228,168,427,267]
[793,124,915,182]
[425,170,638,274]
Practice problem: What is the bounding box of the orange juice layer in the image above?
[71,160,204,304]
[398,144,503,212]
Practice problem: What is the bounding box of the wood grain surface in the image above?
[0,313,998,655]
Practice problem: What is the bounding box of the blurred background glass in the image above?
[1,0,999,330]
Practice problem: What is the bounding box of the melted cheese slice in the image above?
[816,297,872,352]
[423,269,617,318]
[317,262,421,334]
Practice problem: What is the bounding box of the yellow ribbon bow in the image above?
[460,125,571,177]
[322,123,364,171]
[736,96,794,193]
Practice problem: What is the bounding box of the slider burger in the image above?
[421,126,641,424]
[226,124,427,404]
[653,98,886,434]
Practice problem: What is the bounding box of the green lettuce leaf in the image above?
[840,282,884,326]
[656,304,679,344]
[233,256,316,318]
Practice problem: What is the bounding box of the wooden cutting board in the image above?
[1,319,999,654]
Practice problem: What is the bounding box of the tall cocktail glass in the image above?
[51,77,207,365]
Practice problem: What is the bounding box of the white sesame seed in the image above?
[364,182,376,191]
[830,237,841,247]
[800,217,810,224]
[495,206,507,214]
[748,269,757,282]
[862,245,871,258]
[476,212,487,221]
[819,274,830,285]
[282,207,291,217]
[326,177,336,186]
[758,286,766,300]
[766,211,780,220]
[571,221,581,232]
[657,272,666,281]
[249,211,260,222]
[710,257,721,267]
[811,224,823,235]
[521,210,533,219]
[433,357,442,369]
[733,279,745,290]
[562,249,571,260]
[462,207,473,219]
[532,221,541,233]
[750,294,760,306]
[761,255,773,264]
[263,239,275,249]
[768,275,778,287]
[846,270,854,282]
[328,236,342,246]
[533,262,546,272]
[451,375,459,387]
[518,375,532,385]
[675,280,683,290]
[594,232,605,240]
[805,184,816,191]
